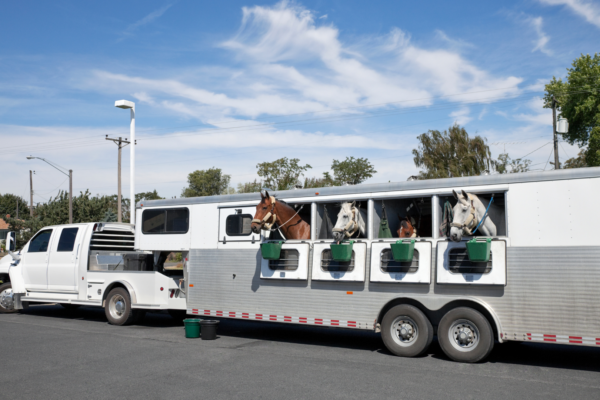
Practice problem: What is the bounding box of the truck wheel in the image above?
[0,282,17,313]
[381,304,433,357]
[105,287,137,326]
[438,307,494,363]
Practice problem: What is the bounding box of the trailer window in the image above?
[142,208,189,234]
[380,249,419,273]
[28,229,53,252]
[268,249,299,270]
[226,214,253,236]
[448,248,492,274]
[321,250,355,272]
[57,228,78,252]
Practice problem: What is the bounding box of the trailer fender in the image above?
[102,280,137,307]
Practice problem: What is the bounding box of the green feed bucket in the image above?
[330,240,354,262]
[261,241,283,260]
[390,239,415,262]
[466,238,492,262]
[183,318,201,338]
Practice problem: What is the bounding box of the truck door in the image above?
[48,227,84,291]
[21,229,54,290]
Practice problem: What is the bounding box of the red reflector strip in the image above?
[315,318,323,325]
[284,316,292,322]
[242,313,249,319]
[229,312,236,317]
[299,317,307,323]
[204,310,211,315]
[331,320,339,326]
[269,315,277,321]
[255,314,263,320]
[216,311,223,316]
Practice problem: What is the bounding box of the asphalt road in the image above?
[1,304,599,400]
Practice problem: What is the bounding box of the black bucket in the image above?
[200,320,219,340]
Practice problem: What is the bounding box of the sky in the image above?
[1,0,599,204]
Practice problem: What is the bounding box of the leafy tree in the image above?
[496,153,531,174]
[303,175,335,189]
[563,149,588,169]
[544,53,600,166]
[135,190,164,204]
[256,157,312,191]
[330,156,376,185]
[181,168,231,197]
[0,194,31,220]
[102,209,118,222]
[237,179,263,193]
[412,124,494,179]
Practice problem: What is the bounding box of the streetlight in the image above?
[27,156,73,224]
[115,100,136,225]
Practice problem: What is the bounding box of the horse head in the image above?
[449,189,476,242]
[332,202,359,243]
[398,216,416,238]
[251,190,277,234]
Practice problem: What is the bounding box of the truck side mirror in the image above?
[7,231,16,252]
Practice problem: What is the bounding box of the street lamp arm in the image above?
[27,156,70,177]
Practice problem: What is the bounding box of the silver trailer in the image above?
[135,167,600,362]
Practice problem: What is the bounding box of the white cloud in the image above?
[539,0,600,28]
[514,97,552,126]
[319,14,328,19]
[450,107,472,125]
[121,4,173,38]
[528,17,552,55]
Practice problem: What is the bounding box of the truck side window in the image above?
[57,228,79,252]
[28,229,53,252]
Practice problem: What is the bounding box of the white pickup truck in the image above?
[0,222,187,325]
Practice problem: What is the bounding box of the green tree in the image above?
[303,175,335,189]
[256,157,312,191]
[237,179,263,193]
[544,53,600,166]
[330,156,376,185]
[563,149,588,169]
[181,168,231,197]
[496,153,531,174]
[0,194,30,220]
[135,190,164,204]
[412,124,494,179]
[102,209,118,222]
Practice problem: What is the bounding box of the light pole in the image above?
[27,156,73,223]
[105,135,130,223]
[115,100,136,225]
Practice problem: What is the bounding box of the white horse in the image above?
[332,202,367,243]
[449,190,496,242]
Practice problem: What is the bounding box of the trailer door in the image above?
[48,227,84,291]
[21,229,54,290]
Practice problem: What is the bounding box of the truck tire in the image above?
[437,307,494,363]
[0,282,17,313]
[381,304,433,357]
[104,287,137,326]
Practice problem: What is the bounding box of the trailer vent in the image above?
[90,230,135,251]
[448,248,492,274]
[268,249,299,271]
[321,250,355,272]
[380,249,419,273]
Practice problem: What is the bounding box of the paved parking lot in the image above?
[1,304,599,400]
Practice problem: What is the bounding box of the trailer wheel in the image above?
[0,282,17,313]
[438,307,494,363]
[105,287,137,326]
[381,304,433,357]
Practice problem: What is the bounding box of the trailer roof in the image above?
[138,166,600,208]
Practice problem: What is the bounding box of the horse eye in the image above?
[262,207,267,210]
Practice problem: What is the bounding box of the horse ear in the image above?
[461,190,469,199]
[264,190,270,198]
[401,220,409,229]
[452,190,459,200]
[260,189,266,198]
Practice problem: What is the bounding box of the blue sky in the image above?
[2,0,599,203]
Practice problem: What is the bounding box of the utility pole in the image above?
[69,170,73,224]
[552,95,560,169]
[29,170,34,216]
[106,136,131,223]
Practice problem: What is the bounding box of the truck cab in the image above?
[1,222,187,325]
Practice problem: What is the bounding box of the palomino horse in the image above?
[251,190,310,240]
[398,216,417,238]
[449,189,496,242]
[332,202,367,243]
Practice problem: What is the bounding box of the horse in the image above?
[332,202,367,243]
[251,190,310,240]
[449,189,496,242]
[398,216,417,238]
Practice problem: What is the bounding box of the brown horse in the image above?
[251,190,310,240]
[397,216,417,238]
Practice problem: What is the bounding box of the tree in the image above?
[0,194,30,220]
[412,124,494,179]
[303,175,335,189]
[181,168,231,197]
[256,157,312,191]
[330,157,376,185]
[495,153,531,174]
[237,179,263,193]
[135,190,164,204]
[563,149,588,169]
[102,209,118,222]
[544,53,600,166]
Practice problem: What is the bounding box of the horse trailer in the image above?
[131,167,600,362]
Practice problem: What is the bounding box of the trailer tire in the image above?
[438,307,494,363]
[381,304,433,357]
[0,282,17,313]
[105,287,137,326]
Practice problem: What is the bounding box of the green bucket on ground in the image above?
[466,238,492,262]
[260,241,283,260]
[390,239,415,262]
[183,318,201,338]
[330,240,354,262]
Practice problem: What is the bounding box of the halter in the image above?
[333,206,360,239]
[450,194,478,235]
[252,197,305,232]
